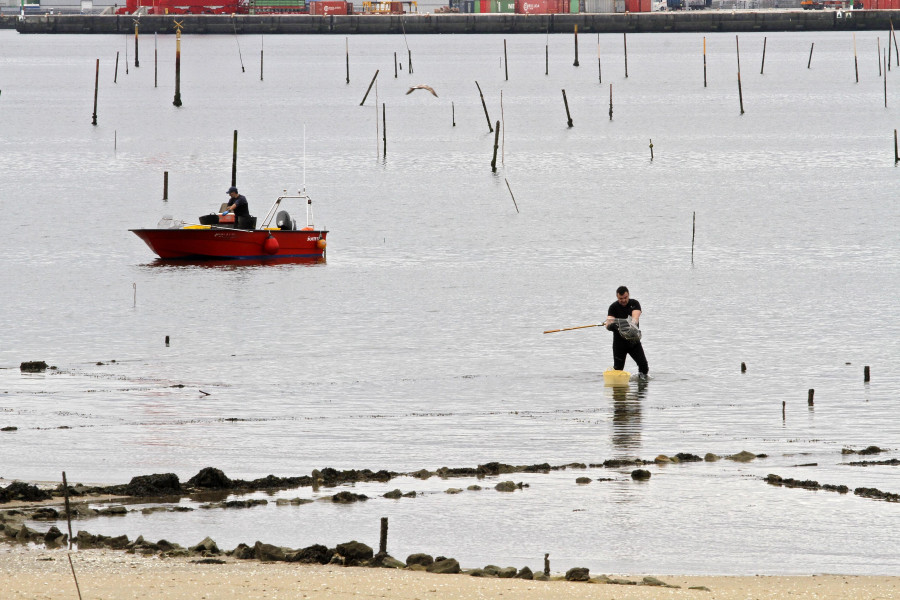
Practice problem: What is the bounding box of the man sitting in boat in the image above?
[223,186,250,218]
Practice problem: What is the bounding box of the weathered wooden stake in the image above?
[231,129,238,188]
[691,211,696,264]
[562,89,573,127]
[623,32,628,78]
[452,101,455,127]
[360,69,379,106]
[504,178,519,213]
[649,139,654,160]
[501,89,505,164]
[154,32,158,88]
[807,388,814,406]
[782,400,786,420]
[741,362,747,373]
[114,51,119,83]
[260,36,264,82]
[885,51,888,108]
[475,81,493,133]
[573,24,579,67]
[394,51,398,78]
[878,38,882,77]
[173,22,183,107]
[134,20,140,68]
[736,36,744,115]
[889,31,892,71]
[91,58,99,126]
[545,43,549,76]
[864,365,870,382]
[67,555,83,600]
[382,102,386,157]
[894,129,898,162]
[408,49,413,74]
[760,36,767,75]
[491,120,501,172]
[163,171,168,200]
[892,19,899,65]
[703,36,707,88]
[504,39,509,80]
[125,33,129,75]
[608,83,613,120]
[165,335,170,346]
[62,472,73,549]
[598,34,602,82]
[379,517,388,554]
[807,42,814,69]
[346,38,350,84]
[544,553,550,576]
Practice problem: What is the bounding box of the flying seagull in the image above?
[406,85,438,98]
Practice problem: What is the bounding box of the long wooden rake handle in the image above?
[543,323,602,334]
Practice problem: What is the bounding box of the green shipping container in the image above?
[491,0,515,10]
[570,0,579,10]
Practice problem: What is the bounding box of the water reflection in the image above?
[141,256,326,270]
[607,379,649,455]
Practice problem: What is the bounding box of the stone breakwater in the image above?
[11,10,900,35]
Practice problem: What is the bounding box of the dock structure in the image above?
[8,11,899,35]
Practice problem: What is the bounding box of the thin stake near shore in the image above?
[394,51,398,78]
[649,138,654,161]
[598,34,602,83]
[736,35,744,115]
[878,37,882,76]
[475,80,493,133]
[894,129,899,162]
[360,69,379,106]
[504,178,519,213]
[154,32,158,87]
[173,20,183,107]
[163,171,168,201]
[91,58,99,126]
[562,89,573,128]
[807,42,814,69]
[504,39,508,80]
[691,211,696,265]
[134,19,139,68]
[854,33,859,83]
[573,24,579,67]
[490,120,500,172]
[703,36,707,88]
[609,83,613,120]
[345,38,350,84]
[114,51,119,83]
[260,35,264,81]
[382,102,386,157]
[760,36,767,75]
[231,129,238,188]
[623,32,628,78]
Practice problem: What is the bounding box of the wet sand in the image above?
[1,545,897,600]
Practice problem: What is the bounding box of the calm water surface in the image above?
[1,29,899,575]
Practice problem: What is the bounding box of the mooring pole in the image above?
[854,33,859,83]
[154,32,158,87]
[134,20,139,68]
[703,36,707,88]
[894,129,899,162]
[562,89,573,128]
[91,58,99,126]
[573,24,579,67]
[360,69,379,106]
[231,129,238,188]
[598,34,602,83]
[382,102,386,157]
[475,81,493,133]
[114,51,119,83]
[808,42,814,69]
[490,120,501,172]
[379,517,388,554]
[609,83,613,120]
[346,38,350,84]
[504,39,509,80]
[736,35,745,115]
[623,32,628,78]
[394,51,398,78]
[173,21,183,107]
[163,171,168,201]
[761,36,767,75]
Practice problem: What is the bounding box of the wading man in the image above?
[605,286,649,379]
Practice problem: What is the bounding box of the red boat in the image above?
[131,191,328,260]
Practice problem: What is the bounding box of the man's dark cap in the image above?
[227,186,238,194]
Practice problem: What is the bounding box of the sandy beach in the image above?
[1,545,897,600]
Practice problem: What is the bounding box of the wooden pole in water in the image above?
[544,554,550,577]
[114,51,119,83]
[623,32,628,78]
[854,33,858,83]
[62,472,73,550]
[598,34,602,83]
[736,35,744,115]
[893,19,899,66]
[782,400,786,420]
[231,130,238,188]
[545,42,549,76]
[165,335,170,346]
[894,129,899,162]
[475,81,493,133]
[562,89,573,128]
[741,362,747,372]
[573,24,579,67]
[888,30,892,72]
[703,36,707,88]
[505,178,519,213]
[91,58,99,126]
[491,120,500,172]
[807,42,814,69]
[760,36,767,75]
[154,32,158,88]
[864,365,870,382]
[408,49,413,74]
[125,33,129,75]
[691,211,696,265]
[173,21,183,107]
[878,38,882,77]
[346,38,350,84]
[134,20,139,68]
[260,36,264,82]
[452,101,455,127]
[609,83,613,120]
[360,69,379,106]
[379,517,388,554]
[382,102,386,158]
[501,89,505,164]
[807,388,814,406]
[504,39,509,80]
[163,171,168,200]
[394,52,398,78]
[649,139,654,161]
[885,51,888,108]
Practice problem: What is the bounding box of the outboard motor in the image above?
[276,210,294,231]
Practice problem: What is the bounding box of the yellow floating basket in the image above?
[603,369,631,386]
[183,225,211,229]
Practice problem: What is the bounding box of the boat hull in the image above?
[130,228,327,260]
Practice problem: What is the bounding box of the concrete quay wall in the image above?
[13,10,899,35]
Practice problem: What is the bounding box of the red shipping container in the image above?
[480,0,490,10]
[309,0,348,14]
[516,0,567,12]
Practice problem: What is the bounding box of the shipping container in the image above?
[460,0,474,10]
[570,0,579,11]
[624,0,649,10]
[308,0,348,13]
[492,0,515,10]
[516,0,567,12]
[583,0,617,11]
